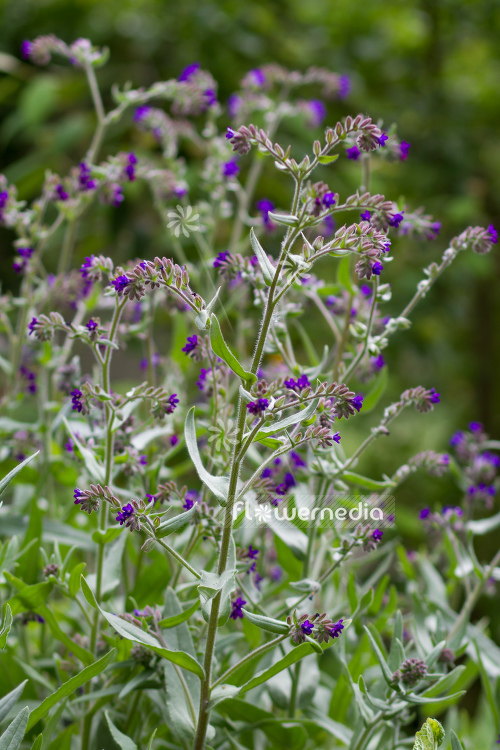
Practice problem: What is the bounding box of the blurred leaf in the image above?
[0,452,39,498]
[0,706,30,750]
[105,713,137,750]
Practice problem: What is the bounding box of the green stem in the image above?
[212,634,287,689]
[192,177,303,750]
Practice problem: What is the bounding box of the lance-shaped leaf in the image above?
[450,731,464,750]
[184,407,229,505]
[238,642,317,695]
[364,624,397,686]
[318,154,339,164]
[253,397,319,440]
[412,718,445,749]
[0,452,39,497]
[156,504,197,538]
[105,713,137,750]
[158,599,200,629]
[342,472,396,490]
[0,682,27,723]
[468,509,500,535]
[267,211,299,226]
[0,605,13,649]
[210,314,256,384]
[26,650,116,731]
[250,228,276,286]
[81,577,204,679]
[241,609,290,635]
[0,706,30,750]
[194,286,220,330]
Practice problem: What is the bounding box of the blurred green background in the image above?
[0,0,499,533]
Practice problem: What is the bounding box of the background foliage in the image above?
[0,1,499,739]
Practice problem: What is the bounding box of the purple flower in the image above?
[134,105,151,122]
[27,317,38,335]
[290,451,306,468]
[352,395,363,413]
[171,435,179,447]
[419,507,431,520]
[20,366,37,394]
[125,153,137,181]
[178,62,200,82]
[487,224,498,244]
[55,184,68,201]
[372,261,383,276]
[111,275,131,293]
[21,40,33,60]
[469,421,483,433]
[332,432,341,444]
[139,455,148,466]
[196,368,208,390]
[183,490,198,510]
[78,162,96,191]
[323,192,336,208]
[73,488,85,505]
[371,354,386,370]
[227,94,242,119]
[378,133,388,147]
[247,398,269,415]
[307,99,327,127]
[449,431,464,446]
[204,88,217,106]
[247,545,259,559]
[164,394,179,414]
[429,222,441,238]
[360,284,372,297]
[71,388,83,413]
[65,439,74,452]
[225,127,235,140]
[270,566,282,581]
[222,160,240,178]
[338,74,350,98]
[300,620,314,635]
[389,212,404,228]
[322,215,335,237]
[329,619,344,638]
[213,251,231,268]
[399,141,411,160]
[256,198,275,228]
[360,210,371,221]
[346,146,361,160]
[429,388,440,404]
[230,597,246,620]
[182,335,199,355]
[372,529,383,542]
[247,68,265,87]
[86,319,98,332]
[284,374,310,392]
[79,256,94,280]
[116,503,135,525]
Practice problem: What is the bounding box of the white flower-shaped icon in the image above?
[253,504,272,524]
[207,418,238,453]
[167,205,200,237]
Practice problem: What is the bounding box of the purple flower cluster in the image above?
[230,597,246,620]
[78,162,96,191]
[256,199,275,231]
[71,388,83,413]
[284,374,310,392]
[20,366,37,394]
[182,335,199,355]
[247,398,269,415]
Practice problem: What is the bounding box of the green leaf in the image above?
[253,397,319,439]
[342,471,396,490]
[412,718,445,749]
[184,407,229,505]
[146,729,157,750]
[267,211,299,226]
[362,366,388,413]
[468,509,500,535]
[318,154,339,164]
[0,681,27,723]
[91,527,123,545]
[450,731,464,750]
[81,577,204,679]
[86,533,127,598]
[29,735,42,750]
[26,649,116,731]
[68,562,86,597]
[241,609,290,634]
[208,684,241,709]
[209,314,256,384]
[158,599,200,628]
[0,452,39,497]
[37,604,94,665]
[105,712,137,750]
[239,643,317,695]
[0,605,13,649]
[250,228,275,285]
[3,576,54,616]
[421,665,466,698]
[62,418,104,482]
[156,504,197,538]
[337,255,356,294]
[0,706,30,750]
[364,624,395,686]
